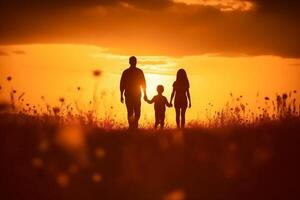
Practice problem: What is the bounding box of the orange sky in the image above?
[0,44,299,125]
[0,0,300,125]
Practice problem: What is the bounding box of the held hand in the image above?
[189,102,192,108]
[170,103,173,107]
[143,95,148,101]
[121,96,124,104]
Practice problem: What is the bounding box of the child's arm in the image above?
[165,97,172,107]
[146,96,155,104]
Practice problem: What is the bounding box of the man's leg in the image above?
[125,98,134,129]
[133,99,141,129]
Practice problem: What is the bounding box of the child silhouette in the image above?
[146,85,172,129]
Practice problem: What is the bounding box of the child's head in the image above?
[157,85,164,94]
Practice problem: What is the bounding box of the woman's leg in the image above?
[181,107,187,128]
[175,107,180,128]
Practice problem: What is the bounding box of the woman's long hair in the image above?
[175,68,189,88]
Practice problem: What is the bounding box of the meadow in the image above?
[0,77,300,200]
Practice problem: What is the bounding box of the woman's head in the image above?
[176,68,189,88]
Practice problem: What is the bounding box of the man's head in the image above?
[129,56,137,67]
[157,85,164,94]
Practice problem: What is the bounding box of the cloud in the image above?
[139,60,169,65]
[174,0,254,12]
[13,50,26,55]
[0,50,9,56]
[0,0,299,58]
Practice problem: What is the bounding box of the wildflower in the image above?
[32,157,43,168]
[59,97,65,103]
[240,104,245,112]
[56,173,69,188]
[18,92,25,101]
[69,164,79,174]
[265,97,270,101]
[77,86,81,91]
[163,189,185,200]
[7,76,12,81]
[93,70,102,77]
[12,90,16,93]
[234,107,240,113]
[92,173,102,183]
[282,93,288,100]
[276,95,281,102]
[294,90,297,94]
[95,148,106,159]
[53,107,60,115]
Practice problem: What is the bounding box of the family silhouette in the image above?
[120,56,191,129]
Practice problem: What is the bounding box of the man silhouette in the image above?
[120,56,147,129]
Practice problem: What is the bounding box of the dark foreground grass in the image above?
[0,113,300,200]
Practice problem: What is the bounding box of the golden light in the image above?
[145,73,174,98]
[173,0,254,12]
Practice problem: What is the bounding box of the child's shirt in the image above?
[148,95,171,112]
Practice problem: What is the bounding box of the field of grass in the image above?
[1,77,300,199]
[1,111,300,200]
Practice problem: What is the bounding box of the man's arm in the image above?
[120,71,125,103]
[140,70,147,100]
[146,96,155,104]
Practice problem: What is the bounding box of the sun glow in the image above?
[144,73,174,99]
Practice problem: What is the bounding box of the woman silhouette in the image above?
[170,69,191,128]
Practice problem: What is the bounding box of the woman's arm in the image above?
[165,97,172,107]
[187,88,191,108]
[170,88,175,106]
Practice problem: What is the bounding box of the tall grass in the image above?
[0,75,299,129]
